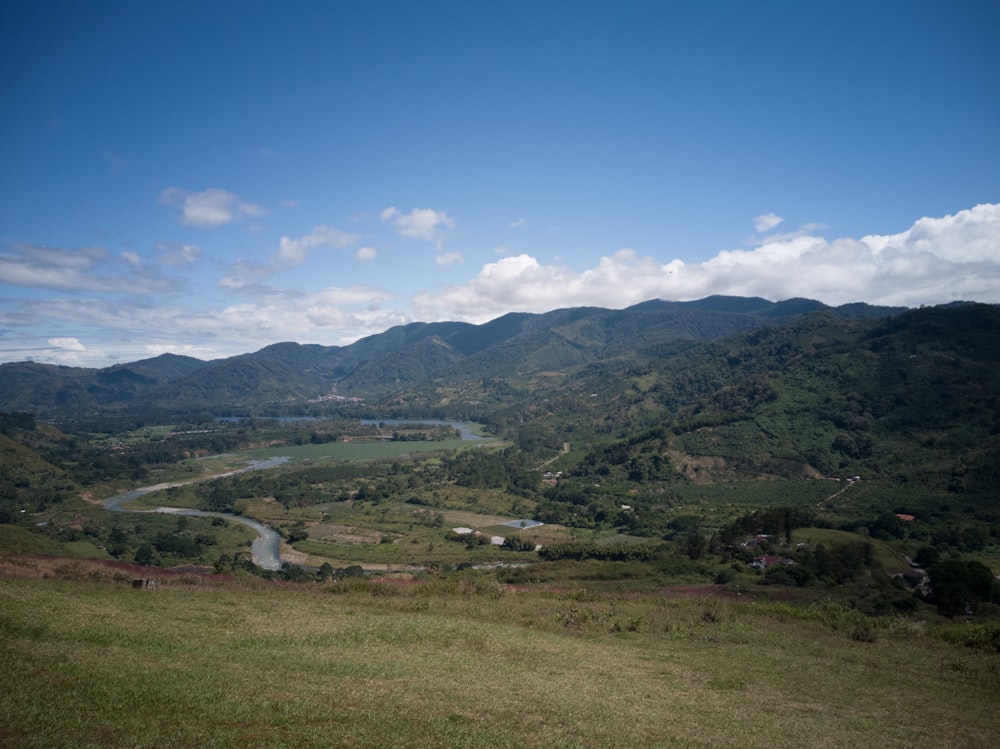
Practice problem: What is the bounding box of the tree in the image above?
[914,545,940,568]
[681,529,708,560]
[134,543,155,566]
[501,536,535,552]
[279,563,311,582]
[928,559,998,616]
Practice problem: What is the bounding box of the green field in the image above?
[2,566,998,749]
[241,437,491,462]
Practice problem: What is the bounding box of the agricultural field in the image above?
[238,436,482,462]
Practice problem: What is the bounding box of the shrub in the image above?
[935,622,1000,653]
[813,600,880,642]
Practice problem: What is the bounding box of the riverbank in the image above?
[101,457,291,570]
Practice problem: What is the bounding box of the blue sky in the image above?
[1,0,998,367]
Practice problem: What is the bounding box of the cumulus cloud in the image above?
[220,225,359,288]
[277,225,357,267]
[381,206,455,243]
[436,251,464,267]
[413,203,1000,321]
[753,213,784,232]
[412,250,673,322]
[159,187,267,228]
[356,246,377,261]
[48,337,85,351]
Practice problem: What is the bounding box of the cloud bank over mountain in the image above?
[1,203,996,367]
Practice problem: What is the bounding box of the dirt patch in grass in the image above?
[277,543,314,566]
[307,523,383,544]
[658,583,801,602]
[658,584,740,599]
[667,450,730,483]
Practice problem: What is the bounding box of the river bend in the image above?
[102,457,290,570]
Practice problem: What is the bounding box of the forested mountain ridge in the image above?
[515,303,1000,499]
[0,296,902,417]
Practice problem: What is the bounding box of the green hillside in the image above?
[522,305,1000,489]
[1,570,998,749]
[0,413,79,522]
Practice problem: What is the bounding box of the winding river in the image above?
[102,420,489,571]
[102,457,290,570]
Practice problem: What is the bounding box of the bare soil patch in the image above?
[306,523,383,545]
[658,584,740,599]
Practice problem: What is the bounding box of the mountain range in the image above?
[0,296,907,417]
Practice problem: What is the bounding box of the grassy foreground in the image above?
[1,563,998,749]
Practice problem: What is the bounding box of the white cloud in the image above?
[381,206,455,242]
[0,243,179,293]
[143,343,219,358]
[277,226,357,267]
[509,217,526,229]
[156,242,201,266]
[159,187,267,228]
[412,250,673,322]
[4,283,409,366]
[356,246,377,261]
[48,337,85,351]
[753,213,784,232]
[412,203,1000,321]
[436,251,464,267]
[216,257,261,289]
[220,226,359,288]
[4,203,999,367]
